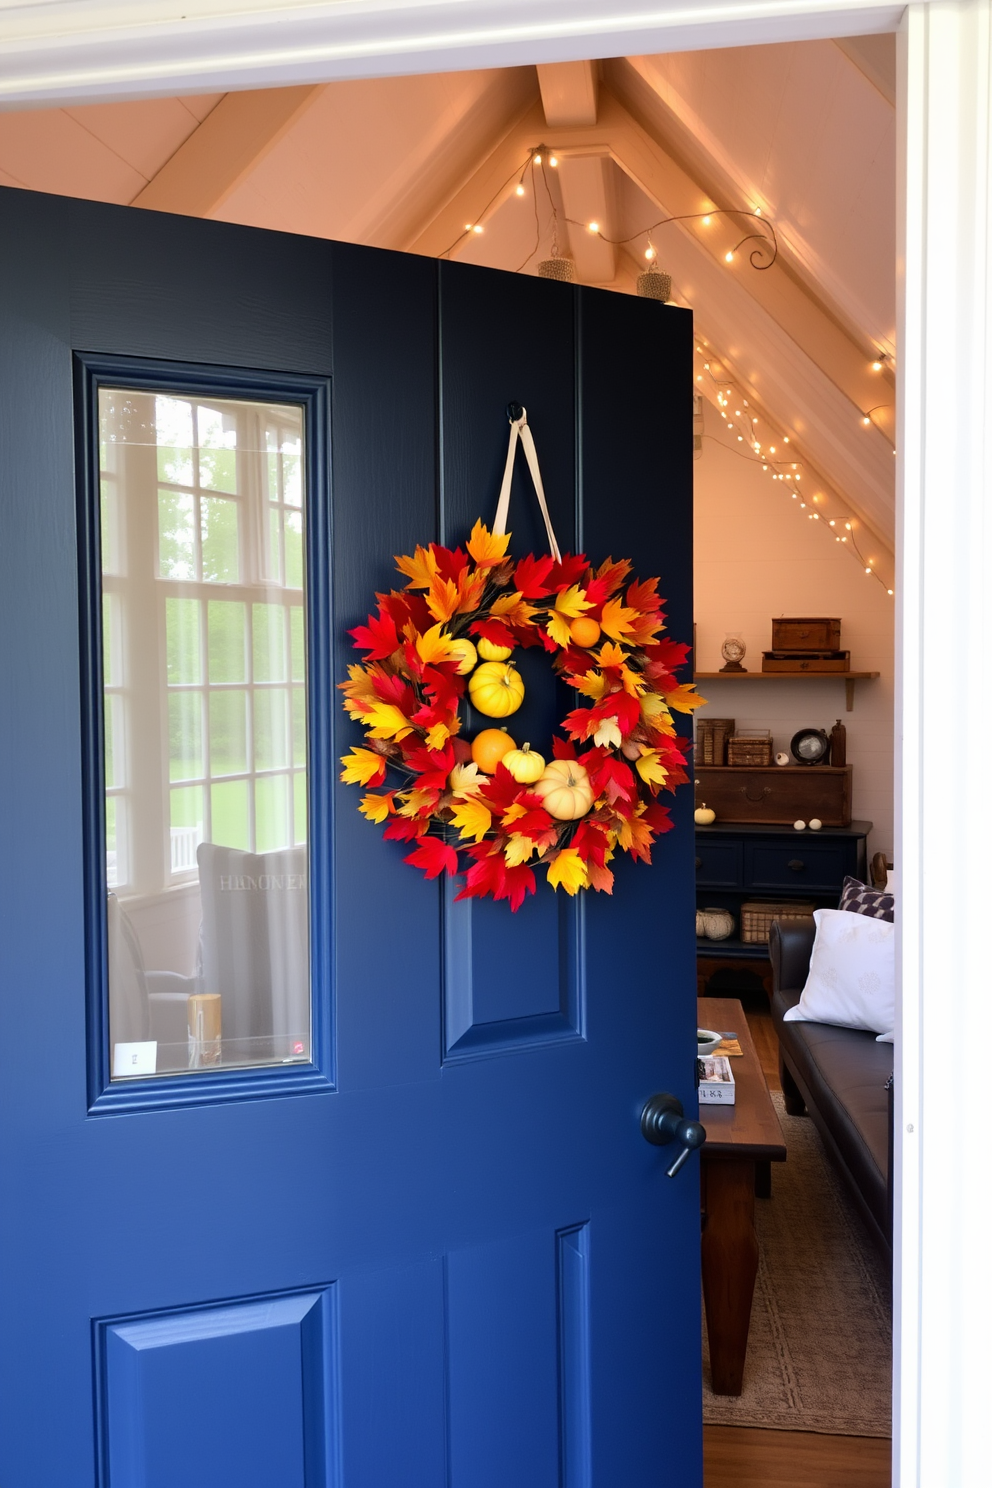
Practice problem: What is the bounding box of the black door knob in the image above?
[641,1093,706,1178]
[788,858,805,871]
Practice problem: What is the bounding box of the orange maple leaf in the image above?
[466,519,511,568]
[600,596,638,641]
[395,545,438,589]
[426,574,462,623]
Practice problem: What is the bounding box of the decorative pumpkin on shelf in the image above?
[449,637,478,675]
[468,661,525,717]
[694,803,716,825]
[533,760,595,820]
[503,743,546,784]
[471,728,516,774]
[477,636,513,662]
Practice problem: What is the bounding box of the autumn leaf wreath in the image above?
[340,520,704,910]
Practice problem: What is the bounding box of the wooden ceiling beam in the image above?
[132,84,321,216]
[537,61,599,127]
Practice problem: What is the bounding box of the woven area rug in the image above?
[702,1093,892,1437]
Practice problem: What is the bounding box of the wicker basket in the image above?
[740,900,816,944]
[727,729,773,767]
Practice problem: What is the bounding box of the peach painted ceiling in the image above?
[0,35,896,552]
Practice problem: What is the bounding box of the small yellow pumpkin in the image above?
[477,636,513,662]
[469,661,525,718]
[533,760,594,820]
[448,637,478,675]
[503,743,546,785]
[694,803,716,825]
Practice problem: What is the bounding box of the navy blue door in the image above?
[0,186,701,1487]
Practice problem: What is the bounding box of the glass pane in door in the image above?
[99,388,310,1078]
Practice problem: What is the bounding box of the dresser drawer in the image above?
[745,841,851,895]
[695,839,743,889]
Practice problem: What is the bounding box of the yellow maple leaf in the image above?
[450,797,493,842]
[600,596,638,641]
[665,682,706,714]
[640,691,672,727]
[363,702,414,740]
[425,719,457,751]
[547,849,589,895]
[504,834,536,867]
[596,640,627,669]
[426,574,461,624]
[635,748,669,788]
[501,802,529,826]
[359,792,393,823]
[546,611,574,649]
[491,591,538,627]
[593,716,622,749]
[466,519,512,568]
[398,787,438,817]
[394,545,438,589]
[340,748,387,785]
[555,584,593,619]
[568,670,606,700]
[416,622,459,667]
[449,762,484,797]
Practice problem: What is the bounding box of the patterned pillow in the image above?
[838,875,894,923]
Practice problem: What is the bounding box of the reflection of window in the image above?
[100,393,307,892]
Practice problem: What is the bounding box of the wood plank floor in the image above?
[704,1424,891,1487]
[702,991,892,1488]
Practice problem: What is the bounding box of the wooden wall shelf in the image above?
[693,670,880,712]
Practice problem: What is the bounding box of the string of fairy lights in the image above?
[693,347,894,596]
[441,144,895,596]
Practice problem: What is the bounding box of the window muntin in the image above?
[99,388,311,1078]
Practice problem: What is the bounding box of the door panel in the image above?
[0,187,701,1487]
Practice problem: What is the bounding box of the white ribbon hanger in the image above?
[492,402,562,562]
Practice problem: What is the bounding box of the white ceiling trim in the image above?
[0,1,906,108]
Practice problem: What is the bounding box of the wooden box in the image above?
[761,649,850,673]
[771,617,841,652]
[694,765,853,826]
[726,731,772,766]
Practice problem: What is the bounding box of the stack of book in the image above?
[695,717,735,766]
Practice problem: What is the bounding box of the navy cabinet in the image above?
[696,820,871,991]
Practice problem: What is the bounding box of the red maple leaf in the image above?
[588,753,636,806]
[350,609,400,660]
[594,556,632,595]
[572,818,609,867]
[552,736,578,761]
[431,544,469,584]
[509,805,554,837]
[469,618,517,651]
[455,848,506,902]
[383,817,428,843]
[479,763,528,815]
[404,836,460,878]
[547,554,589,591]
[513,553,555,598]
[642,800,674,834]
[626,576,661,612]
[499,863,537,912]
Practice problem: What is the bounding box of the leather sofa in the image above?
[769,917,893,1259]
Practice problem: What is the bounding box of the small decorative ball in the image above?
[775,751,790,766]
[569,616,601,648]
[477,637,513,662]
[471,728,515,774]
[448,637,478,675]
[809,818,822,831]
[793,819,806,831]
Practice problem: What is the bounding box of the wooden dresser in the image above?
[695,819,871,996]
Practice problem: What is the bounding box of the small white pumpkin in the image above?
[533,760,594,821]
[694,803,716,825]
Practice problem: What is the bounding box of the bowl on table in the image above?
[697,1028,723,1057]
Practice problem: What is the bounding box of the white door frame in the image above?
[2,3,984,1484]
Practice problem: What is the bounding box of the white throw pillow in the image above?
[783,907,895,1039]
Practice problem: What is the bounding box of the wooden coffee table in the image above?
[698,995,786,1396]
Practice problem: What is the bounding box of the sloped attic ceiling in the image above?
[0,36,895,556]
